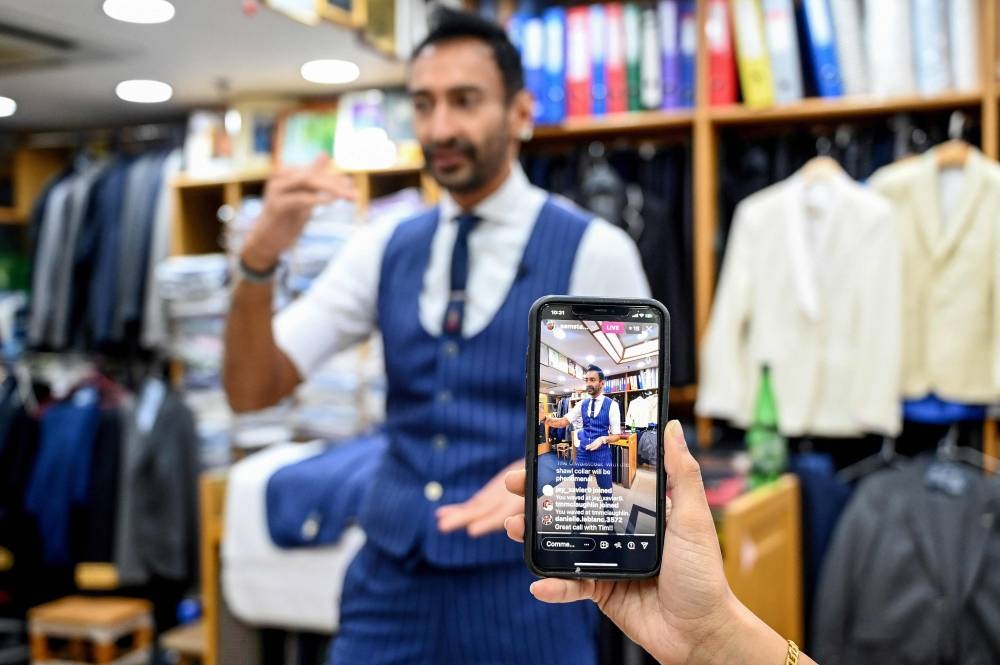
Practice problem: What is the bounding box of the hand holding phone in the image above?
[506,422,804,665]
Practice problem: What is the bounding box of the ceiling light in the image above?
[548,390,555,395]
[0,97,16,118]
[586,355,596,364]
[116,79,172,103]
[553,328,566,340]
[558,376,566,383]
[103,0,175,24]
[301,59,360,85]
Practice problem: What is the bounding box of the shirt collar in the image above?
[438,161,534,227]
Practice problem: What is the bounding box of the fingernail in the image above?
[668,420,685,445]
[503,516,511,530]
[529,581,540,596]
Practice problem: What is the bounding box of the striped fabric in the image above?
[364,197,590,567]
[330,543,599,664]
[330,198,600,664]
[574,397,614,491]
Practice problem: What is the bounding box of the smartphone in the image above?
[525,296,669,579]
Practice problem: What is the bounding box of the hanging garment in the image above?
[114,152,167,342]
[81,159,130,346]
[869,146,1000,403]
[0,377,42,616]
[24,386,102,566]
[638,428,658,465]
[697,166,902,436]
[608,145,696,386]
[115,381,199,585]
[789,452,853,648]
[71,407,124,563]
[28,179,73,347]
[626,394,649,428]
[223,441,365,633]
[48,160,109,348]
[141,149,183,349]
[813,457,1000,664]
[632,146,695,387]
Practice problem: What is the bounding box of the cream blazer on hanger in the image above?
[870,146,1000,404]
[696,168,902,436]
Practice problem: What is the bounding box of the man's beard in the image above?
[422,130,508,193]
[586,386,599,396]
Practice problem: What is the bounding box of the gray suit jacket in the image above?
[813,458,1000,664]
[115,381,199,585]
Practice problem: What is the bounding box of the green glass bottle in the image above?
[745,365,787,489]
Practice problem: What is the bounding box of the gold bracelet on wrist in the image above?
[785,640,799,665]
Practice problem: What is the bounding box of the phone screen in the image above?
[529,300,666,576]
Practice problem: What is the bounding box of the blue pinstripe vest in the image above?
[579,397,613,446]
[363,197,591,567]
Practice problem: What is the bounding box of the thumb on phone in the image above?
[663,420,714,533]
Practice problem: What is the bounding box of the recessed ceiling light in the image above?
[548,390,555,395]
[0,97,16,118]
[558,376,566,383]
[116,79,172,103]
[103,0,175,24]
[301,59,360,84]
[586,355,596,363]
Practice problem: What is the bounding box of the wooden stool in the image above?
[159,620,204,665]
[28,596,153,665]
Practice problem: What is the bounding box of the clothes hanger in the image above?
[800,134,846,182]
[934,111,971,169]
[801,155,844,183]
[836,436,902,484]
[935,424,998,475]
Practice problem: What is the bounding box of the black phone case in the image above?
[524,295,670,580]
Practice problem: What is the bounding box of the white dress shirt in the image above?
[275,163,650,377]
[562,394,622,440]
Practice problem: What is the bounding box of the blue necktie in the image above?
[443,213,480,337]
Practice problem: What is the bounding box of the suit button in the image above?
[433,435,448,450]
[437,390,452,403]
[442,341,459,357]
[424,481,444,501]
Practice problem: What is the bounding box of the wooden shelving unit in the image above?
[0,147,71,225]
[169,162,437,256]
[533,109,694,139]
[0,207,22,224]
[519,0,999,444]
[707,91,984,125]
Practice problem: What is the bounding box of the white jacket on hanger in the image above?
[626,394,650,428]
[870,146,1000,403]
[696,167,902,436]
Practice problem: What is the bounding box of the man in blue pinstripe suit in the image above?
[224,8,650,663]
[546,365,621,530]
